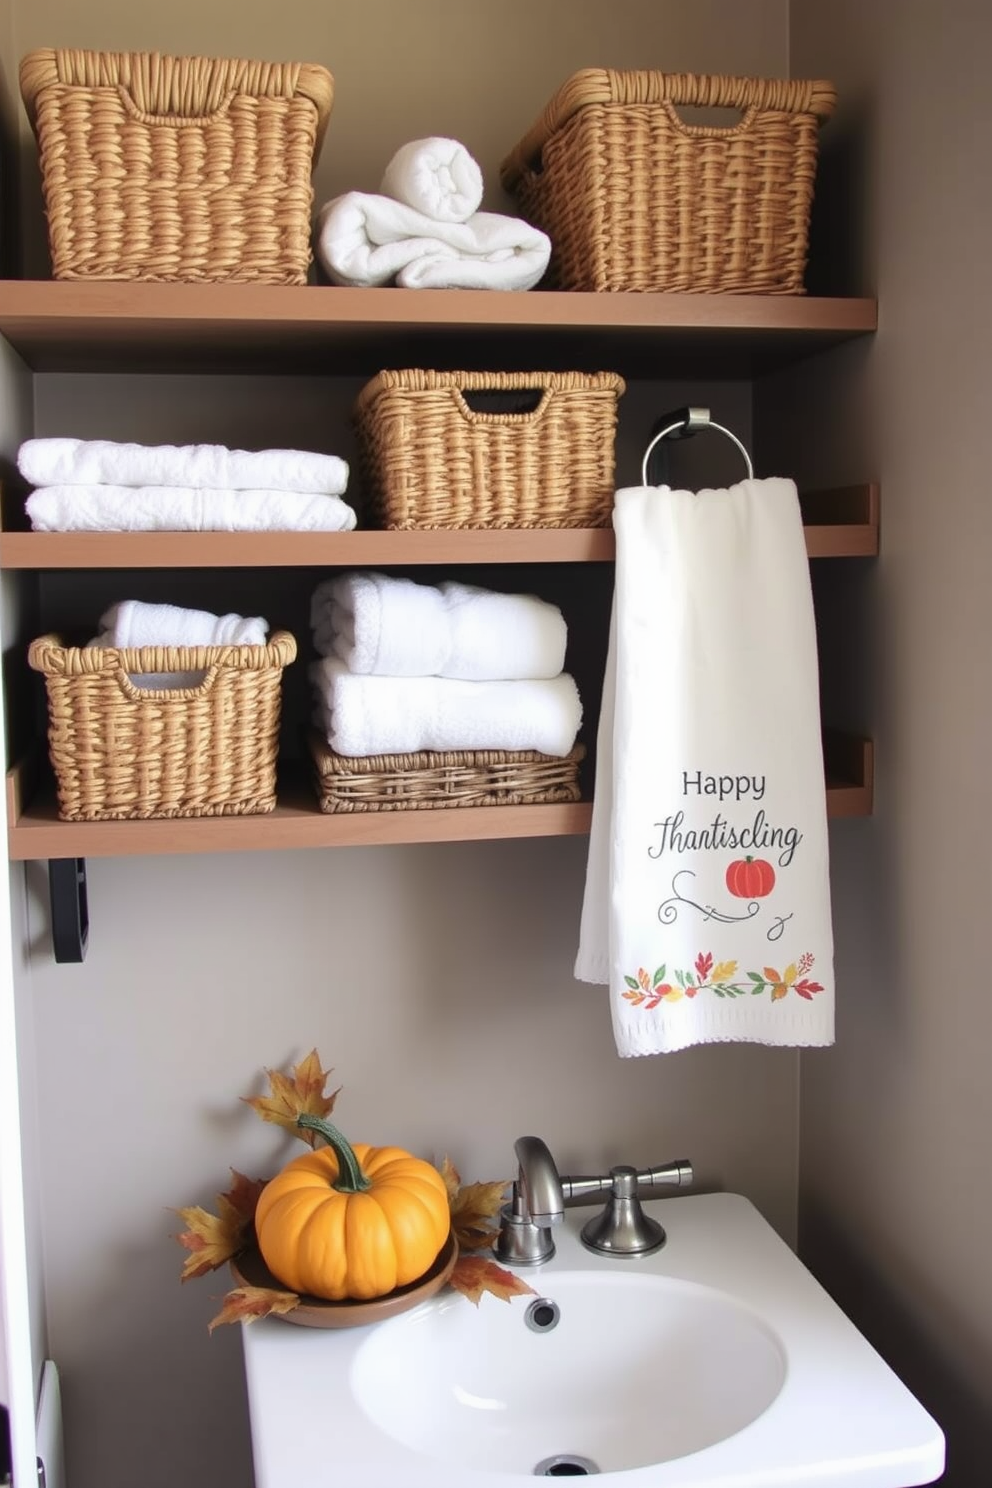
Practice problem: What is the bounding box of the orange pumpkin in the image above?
[254,1115,450,1301]
[725,855,776,898]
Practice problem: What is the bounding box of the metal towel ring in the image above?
[641,406,754,485]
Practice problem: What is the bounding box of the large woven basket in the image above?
[353,369,625,529]
[500,70,836,294]
[309,730,585,813]
[19,49,334,283]
[29,632,297,820]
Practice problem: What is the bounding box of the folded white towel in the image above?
[89,602,268,689]
[18,439,349,495]
[99,600,268,650]
[315,193,551,291]
[310,658,582,758]
[380,137,484,224]
[25,485,357,533]
[575,479,834,1055]
[310,573,568,680]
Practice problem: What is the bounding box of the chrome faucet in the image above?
[494,1134,693,1264]
[494,1135,564,1266]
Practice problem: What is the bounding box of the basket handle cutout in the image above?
[116,85,238,127]
[112,665,217,701]
[665,102,759,136]
[452,386,552,424]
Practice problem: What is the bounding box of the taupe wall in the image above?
[10,0,789,276]
[0,6,801,1488]
[786,3,992,1483]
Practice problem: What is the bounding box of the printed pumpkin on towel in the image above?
[575,475,834,1055]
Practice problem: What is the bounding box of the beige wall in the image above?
[0,6,799,1488]
[785,2,992,1484]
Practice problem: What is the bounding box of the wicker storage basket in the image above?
[28,632,297,820]
[500,69,836,294]
[353,369,625,529]
[309,730,585,813]
[19,49,334,283]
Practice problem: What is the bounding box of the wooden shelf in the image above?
[7,736,873,860]
[0,280,877,377]
[0,485,878,568]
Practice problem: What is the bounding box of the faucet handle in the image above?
[559,1160,694,1257]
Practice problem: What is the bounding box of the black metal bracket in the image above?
[48,859,88,963]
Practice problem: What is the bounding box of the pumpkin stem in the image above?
[296,1114,373,1193]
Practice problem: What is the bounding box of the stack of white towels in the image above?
[87,599,271,689]
[309,572,582,758]
[316,136,551,292]
[19,438,356,533]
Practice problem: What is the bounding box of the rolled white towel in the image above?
[310,658,582,758]
[25,485,357,533]
[380,137,484,224]
[18,438,349,496]
[100,601,269,649]
[315,193,550,292]
[311,573,567,680]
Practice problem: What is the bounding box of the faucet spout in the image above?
[514,1135,564,1228]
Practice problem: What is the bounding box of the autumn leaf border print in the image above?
[622,950,823,1007]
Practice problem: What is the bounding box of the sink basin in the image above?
[352,1272,785,1473]
[241,1192,944,1488]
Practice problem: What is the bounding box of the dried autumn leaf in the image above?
[174,1169,266,1281]
[207,1285,300,1333]
[449,1178,510,1252]
[437,1155,461,1203]
[242,1048,340,1145]
[449,1255,536,1306]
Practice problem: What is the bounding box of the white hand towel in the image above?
[315,193,550,291]
[99,601,268,650]
[25,485,357,533]
[310,573,567,679]
[18,439,349,495]
[89,602,268,689]
[310,658,582,758]
[380,137,484,224]
[575,478,834,1055]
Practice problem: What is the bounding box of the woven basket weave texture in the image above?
[19,49,334,283]
[500,69,836,294]
[309,731,585,813]
[29,631,297,820]
[353,369,625,530]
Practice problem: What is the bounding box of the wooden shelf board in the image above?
[0,526,617,569]
[7,748,873,860]
[0,281,878,377]
[0,486,878,569]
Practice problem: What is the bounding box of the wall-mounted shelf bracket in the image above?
[48,858,88,963]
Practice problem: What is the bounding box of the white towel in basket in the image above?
[310,658,582,757]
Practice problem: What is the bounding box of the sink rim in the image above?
[241,1190,946,1488]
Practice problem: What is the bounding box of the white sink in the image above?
[241,1192,945,1488]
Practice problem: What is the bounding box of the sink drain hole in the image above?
[534,1455,599,1476]
[525,1298,561,1333]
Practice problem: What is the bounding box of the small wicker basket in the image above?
[19,49,334,283]
[500,69,836,294]
[309,730,585,813]
[353,369,625,530]
[29,632,297,820]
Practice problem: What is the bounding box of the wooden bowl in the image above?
[229,1231,458,1329]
